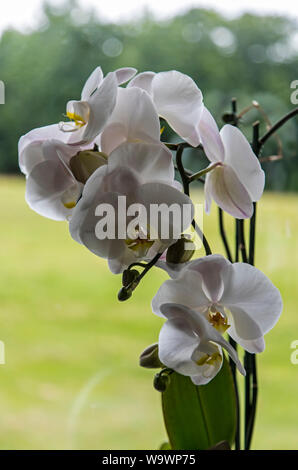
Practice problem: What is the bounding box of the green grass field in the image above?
[0,176,297,449]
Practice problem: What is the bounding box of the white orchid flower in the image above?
[69,142,194,274]
[198,107,265,219]
[99,86,161,155]
[59,66,137,145]
[19,125,107,221]
[158,302,245,385]
[128,70,203,146]
[152,254,283,354]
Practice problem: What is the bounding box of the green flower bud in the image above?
[70,150,108,184]
[166,236,195,264]
[118,287,132,301]
[139,343,163,369]
[122,269,139,287]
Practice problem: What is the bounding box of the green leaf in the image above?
[161,356,237,450]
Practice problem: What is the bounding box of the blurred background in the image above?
[0,0,297,449]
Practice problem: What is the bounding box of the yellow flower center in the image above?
[63,201,76,209]
[196,351,221,366]
[125,237,154,257]
[208,310,230,333]
[66,111,86,128]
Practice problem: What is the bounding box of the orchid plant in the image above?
[18,65,298,450]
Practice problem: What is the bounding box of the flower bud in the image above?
[118,287,132,301]
[139,343,163,369]
[166,236,195,264]
[153,372,170,392]
[122,269,139,287]
[70,150,108,184]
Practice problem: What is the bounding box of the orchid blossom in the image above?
[59,66,137,145]
[152,254,283,354]
[19,126,107,220]
[158,302,245,385]
[198,107,265,218]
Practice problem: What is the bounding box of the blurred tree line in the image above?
[0,0,297,190]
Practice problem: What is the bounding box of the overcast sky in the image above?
[0,0,298,34]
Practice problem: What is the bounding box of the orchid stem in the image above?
[176,143,191,196]
[174,165,204,182]
[137,252,163,282]
[226,97,242,451]
[176,143,212,256]
[218,207,240,450]
[238,219,248,264]
[189,162,221,183]
[258,107,298,149]
[218,208,233,263]
[244,122,261,450]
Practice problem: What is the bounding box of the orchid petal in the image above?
[152,71,203,146]
[127,71,155,95]
[185,254,229,303]
[99,122,127,156]
[228,329,265,354]
[69,165,107,243]
[221,262,283,339]
[205,165,253,219]
[71,190,125,258]
[115,67,137,85]
[107,142,174,185]
[158,318,204,377]
[82,71,118,143]
[152,271,209,318]
[26,159,81,221]
[100,87,160,155]
[198,106,225,163]
[19,124,67,174]
[220,124,265,201]
[137,181,194,243]
[81,66,103,101]
[160,303,245,377]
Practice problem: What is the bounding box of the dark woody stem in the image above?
[244,122,261,450]
[217,207,241,450]
[218,208,232,263]
[176,143,191,196]
[136,252,163,282]
[258,107,298,149]
[176,143,212,256]
[227,97,242,451]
